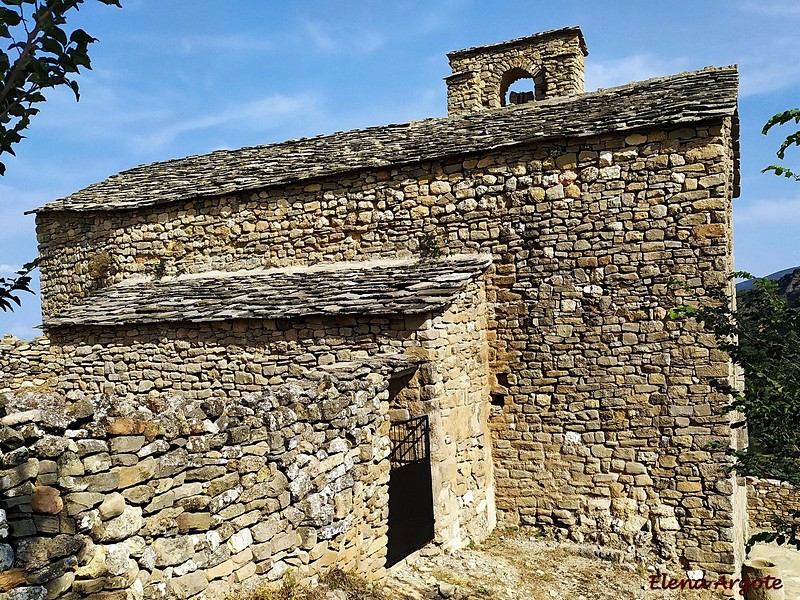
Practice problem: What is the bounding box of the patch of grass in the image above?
[321,569,387,599]
[227,570,387,600]
[431,567,464,586]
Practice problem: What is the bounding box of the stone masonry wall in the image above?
[1,281,496,553]
[0,367,390,600]
[388,280,495,548]
[0,336,57,395]
[446,29,586,115]
[34,118,741,574]
[747,477,800,531]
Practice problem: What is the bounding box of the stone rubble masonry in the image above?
[0,336,57,395]
[20,115,745,578]
[0,366,394,600]
[4,25,747,585]
[747,477,800,531]
[446,27,587,114]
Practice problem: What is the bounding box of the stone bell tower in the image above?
[445,26,588,116]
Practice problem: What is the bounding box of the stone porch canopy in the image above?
[44,254,492,327]
[32,66,739,214]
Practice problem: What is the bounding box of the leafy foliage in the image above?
[0,257,38,311]
[418,232,443,261]
[747,511,800,554]
[0,0,120,312]
[762,108,800,181]
[669,273,800,551]
[0,0,122,175]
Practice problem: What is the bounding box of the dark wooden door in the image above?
[386,415,435,567]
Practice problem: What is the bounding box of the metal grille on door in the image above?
[386,415,435,567]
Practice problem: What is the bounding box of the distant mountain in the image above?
[736,266,800,308]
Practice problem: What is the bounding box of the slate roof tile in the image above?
[35,67,738,214]
[46,254,492,327]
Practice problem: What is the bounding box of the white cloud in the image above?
[735,197,800,225]
[131,92,325,150]
[121,32,274,56]
[587,49,800,99]
[585,54,691,91]
[177,35,273,55]
[0,264,21,275]
[299,19,385,55]
[739,57,800,97]
[304,20,337,53]
[739,1,800,16]
[353,31,385,55]
[4,322,42,341]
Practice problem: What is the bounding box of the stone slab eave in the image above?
[44,254,493,328]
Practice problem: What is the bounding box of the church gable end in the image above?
[0,26,746,599]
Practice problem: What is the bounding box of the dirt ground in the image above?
[384,529,727,600]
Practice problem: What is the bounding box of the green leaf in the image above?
[762,109,800,135]
[0,6,21,25]
[69,28,95,45]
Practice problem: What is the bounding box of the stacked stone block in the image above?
[0,367,391,600]
[0,336,57,395]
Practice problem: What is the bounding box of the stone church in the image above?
[0,26,745,600]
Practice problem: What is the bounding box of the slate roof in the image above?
[45,254,492,327]
[35,66,738,214]
[445,26,588,60]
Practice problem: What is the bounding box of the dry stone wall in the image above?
[31,116,743,575]
[0,366,391,600]
[0,336,57,395]
[747,477,800,531]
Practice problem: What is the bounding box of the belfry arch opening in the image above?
[500,67,545,106]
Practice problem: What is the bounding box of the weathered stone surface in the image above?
[26,556,76,585]
[109,436,145,454]
[31,486,63,515]
[46,256,492,327]
[118,458,157,489]
[251,516,280,543]
[0,543,14,569]
[227,528,253,553]
[176,512,211,532]
[14,535,83,572]
[104,543,132,576]
[3,586,47,600]
[151,536,195,567]
[43,571,74,599]
[168,571,207,598]
[98,493,126,520]
[74,543,108,578]
[94,506,143,542]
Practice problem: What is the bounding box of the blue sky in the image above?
[2,0,800,339]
